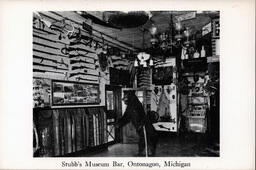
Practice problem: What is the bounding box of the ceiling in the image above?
[83,11,219,50]
[38,11,219,52]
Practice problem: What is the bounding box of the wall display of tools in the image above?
[33,11,135,88]
[33,11,140,110]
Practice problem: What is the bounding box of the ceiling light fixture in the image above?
[148,13,193,59]
[134,29,154,68]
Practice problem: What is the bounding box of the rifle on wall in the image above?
[33,62,69,71]
[61,46,95,55]
[33,68,66,75]
[34,49,68,58]
[70,59,96,67]
[75,77,98,82]
[71,66,92,71]
[33,34,67,45]
[69,54,97,61]
[33,55,68,68]
[69,72,100,78]
[33,41,60,50]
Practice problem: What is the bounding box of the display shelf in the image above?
[33,106,108,157]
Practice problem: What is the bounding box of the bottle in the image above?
[201,45,206,57]
[193,50,200,58]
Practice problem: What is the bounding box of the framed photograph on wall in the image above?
[52,80,100,106]
[33,77,51,108]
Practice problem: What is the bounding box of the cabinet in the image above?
[151,58,178,132]
[33,107,108,157]
[180,57,209,133]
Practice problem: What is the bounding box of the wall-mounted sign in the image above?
[52,80,100,106]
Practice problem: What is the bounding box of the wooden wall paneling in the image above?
[33,33,68,46]
[72,71,98,79]
[84,109,90,148]
[81,109,88,148]
[63,109,68,154]
[33,71,66,80]
[33,52,69,65]
[33,11,120,105]
[33,26,58,36]
[33,58,68,71]
[47,11,135,51]
[33,50,67,61]
[75,108,83,151]
[33,63,68,73]
[33,36,66,50]
[87,109,94,147]
[71,110,76,152]
[33,44,67,57]
[84,69,99,75]
[69,62,97,71]
[33,65,67,74]
[58,109,65,155]
[52,110,60,156]
[33,48,67,58]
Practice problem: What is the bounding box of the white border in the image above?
[0,0,255,169]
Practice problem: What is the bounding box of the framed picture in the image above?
[52,80,100,106]
[33,77,51,108]
[152,66,173,85]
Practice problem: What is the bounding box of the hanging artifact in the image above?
[98,52,108,72]
[106,11,151,28]
[77,11,122,29]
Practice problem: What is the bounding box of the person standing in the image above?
[115,90,158,156]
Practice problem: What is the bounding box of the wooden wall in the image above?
[33,11,132,107]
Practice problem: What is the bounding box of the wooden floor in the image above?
[77,132,219,157]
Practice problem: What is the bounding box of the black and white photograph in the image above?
[0,0,254,169]
[33,10,220,157]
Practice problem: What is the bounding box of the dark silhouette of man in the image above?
[116,90,158,156]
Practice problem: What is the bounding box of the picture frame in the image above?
[51,80,100,106]
[33,77,51,108]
